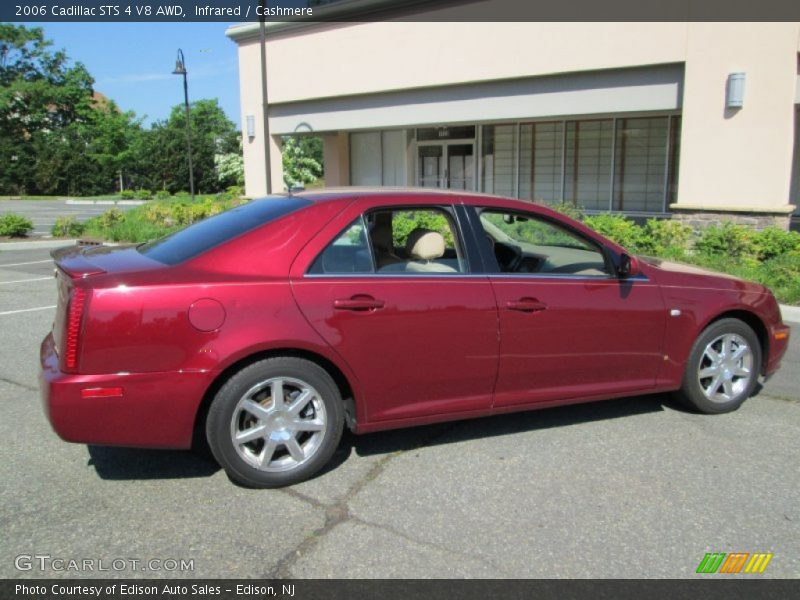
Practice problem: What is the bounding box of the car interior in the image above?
[308,207,609,277]
[479,211,610,276]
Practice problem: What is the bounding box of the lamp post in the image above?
[172,49,195,201]
[259,0,272,194]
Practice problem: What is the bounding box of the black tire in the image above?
[675,318,761,414]
[206,357,344,488]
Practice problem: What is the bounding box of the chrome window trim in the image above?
[302,272,650,282]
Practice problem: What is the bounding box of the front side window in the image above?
[308,207,466,275]
[479,210,610,277]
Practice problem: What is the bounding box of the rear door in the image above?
[290,197,498,424]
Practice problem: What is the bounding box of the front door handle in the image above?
[505,298,548,313]
[333,295,385,311]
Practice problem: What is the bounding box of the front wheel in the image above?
[206,357,344,488]
[675,318,761,414]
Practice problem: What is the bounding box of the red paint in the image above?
[188,298,226,332]
[40,190,790,449]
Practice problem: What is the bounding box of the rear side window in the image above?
[139,196,311,265]
[308,206,466,275]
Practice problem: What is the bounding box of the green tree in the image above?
[0,24,96,194]
[131,99,240,194]
[282,135,323,188]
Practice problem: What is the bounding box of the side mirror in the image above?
[617,253,638,278]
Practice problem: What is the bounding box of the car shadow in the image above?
[85,392,682,482]
[87,445,220,481]
[348,392,679,458]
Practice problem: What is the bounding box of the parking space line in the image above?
[0,259,53,268]
[0,277,53,285]
[0,305,56,316]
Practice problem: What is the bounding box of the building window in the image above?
[564,119,614,211]
[480,124,517,197]
[519,121,563,204]
[666,115,682,207]
[479,114,682,214]
[350,132,381,186]
[350,130,407,186]
[612,117,669,212]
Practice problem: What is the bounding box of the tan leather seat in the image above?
[370,213,402,269]
[379,228,457,273]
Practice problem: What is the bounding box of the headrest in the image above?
[370,213,393,250]
[406,228,445,261]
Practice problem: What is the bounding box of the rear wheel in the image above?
[206,357,344,488]
[676,318,761,414]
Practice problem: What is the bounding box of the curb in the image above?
[65,199,146,206]
[780,304,800,324]
[0,239,77,250]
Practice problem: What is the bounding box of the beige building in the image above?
[227,5,800,229]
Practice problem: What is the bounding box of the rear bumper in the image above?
[40,333,213,449]
[765,322,791,376]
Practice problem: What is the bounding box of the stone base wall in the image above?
[672,210,792,231]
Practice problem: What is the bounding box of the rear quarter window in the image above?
[139,196,311,265]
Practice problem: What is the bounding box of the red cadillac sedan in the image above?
[40,189,790,487]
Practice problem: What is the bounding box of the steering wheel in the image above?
[494,241,524,273]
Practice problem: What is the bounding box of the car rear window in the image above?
[139,196,311,265]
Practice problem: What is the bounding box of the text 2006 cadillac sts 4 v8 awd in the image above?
[40,189,790,487]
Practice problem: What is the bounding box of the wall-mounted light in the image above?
[246,115,256,139]
[726,72,746,109]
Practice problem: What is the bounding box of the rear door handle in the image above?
[505,298,548,313]
[333,295,385,311]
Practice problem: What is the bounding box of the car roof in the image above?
[290,186,545,207]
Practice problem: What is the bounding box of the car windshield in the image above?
[139,196,311,265]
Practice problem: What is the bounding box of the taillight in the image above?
[64,287,88,372]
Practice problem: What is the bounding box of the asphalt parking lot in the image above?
[0,242,798,579]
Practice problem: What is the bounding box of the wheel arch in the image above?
[192,347,359,449]
[702,309,769,375]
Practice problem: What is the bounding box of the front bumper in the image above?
[40,332,213,449]
[765,322,790,376]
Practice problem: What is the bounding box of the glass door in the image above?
[417,142,475,190]
[446,143,474,190]
[418,145,444,188]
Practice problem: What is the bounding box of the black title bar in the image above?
[4,0,800,23]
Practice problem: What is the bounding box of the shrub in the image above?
[0,213,34,237]
[548,201,585,221]
[119,190,136,200]
[155,190,171,200]
[582,214,646,251]
[391,211,455,247]
[51,217,85,237]
[134,189,152,200]
[99,208,124,229]
[751,227,800,261]
[226,185,244,198]
[694,221,755,259]
[173,190,190,198]
[640,218,693,256]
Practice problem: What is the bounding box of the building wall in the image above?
[230,17,800,220]
[676,22,798,214]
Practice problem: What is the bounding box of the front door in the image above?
[471,206,666,407]
[417,142,475,190]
